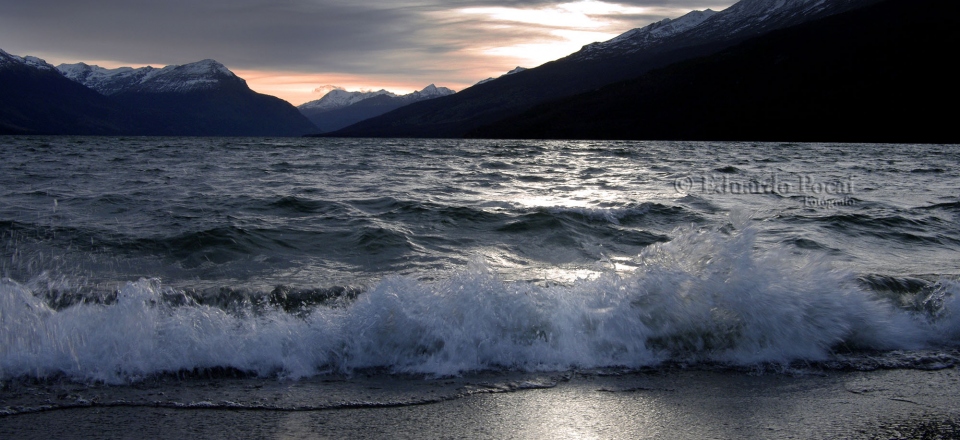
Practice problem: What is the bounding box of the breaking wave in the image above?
[3,224,958,383]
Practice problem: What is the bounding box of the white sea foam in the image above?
[1,225,957,383]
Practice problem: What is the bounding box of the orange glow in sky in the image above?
[14,1,734,106]
[234,70,429,108]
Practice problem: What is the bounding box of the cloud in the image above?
[313,85,346,95]
[0,0,736,104]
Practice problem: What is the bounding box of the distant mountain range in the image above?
[299,84,455,133]
[1,50,457,137]
[1,55,315,136]
[3,0,957,142]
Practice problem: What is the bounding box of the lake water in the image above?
[1,137,959,383]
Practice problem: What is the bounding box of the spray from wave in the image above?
[2,223,958,383]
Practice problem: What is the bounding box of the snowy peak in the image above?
[570,0,851,61]
[0,49,56,71]
[56,59,241,95]
[609,9,717,44]
[687,0,841,40]
[298,84,457,133]
[720,0,813,18]
[137,59,240,93]
[168,59,235,78]
[298,84,454,111]
[709,0,823,25]
[57,63,158,95]
[475,66,528,86]
[409,84,455,100]
[576,9,717,59]
[298,88,397,111]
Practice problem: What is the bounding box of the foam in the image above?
[2,224,957,383]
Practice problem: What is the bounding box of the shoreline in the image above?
[3,368,959,439]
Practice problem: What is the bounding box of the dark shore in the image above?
[2,367,959,439]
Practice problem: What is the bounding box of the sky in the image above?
[0,0,735,106]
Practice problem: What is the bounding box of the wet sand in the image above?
[2,368,959,439]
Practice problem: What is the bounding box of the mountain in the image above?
[407,84,456,100]
[299,88,397,113]
[57,63,161,95]
[56,59,255,95]
[572,10,717,61]
[475,67,528,86]
[468,0,959,144]
[1,50,128,135]
[46,59,318,136]
[300,84,454,133]
[329,0,881,138]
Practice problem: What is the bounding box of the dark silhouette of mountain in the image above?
[468,0,959,143]
[0,50,128,135]
[299,85,454,133]
[2,54,315,137]
[59,59,317,137]
[329,0,880,138]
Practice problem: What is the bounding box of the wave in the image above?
[3,224,958,384]
[267,196,348,215]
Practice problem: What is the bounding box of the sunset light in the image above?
[455,0,653,70]
[459,0,649,29]
[0,0,734,106]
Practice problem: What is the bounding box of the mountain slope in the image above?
[0,50,127,135]
[468,0,959,143]
[299,89,397,113]
[57,63,160,96]
[300,84,454,133]
[475,67,527,86]
[330,0,880,138]
[54,59,317,136]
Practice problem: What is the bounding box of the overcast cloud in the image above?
[0,0,735,104]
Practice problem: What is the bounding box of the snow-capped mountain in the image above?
[298,84,455,133]
[681,0,848,40]
[571,0,868,61]
[471,0,957,143]
[1,48,128,135]
[57,59,242,95]
[475,67,528,86]
[299,89,397,112]
[576,10,717,60]
[0,49,56,71]
[57,63,158,95]
[406,84,455,100]
[2,49,315,136]
[300,84,455,113]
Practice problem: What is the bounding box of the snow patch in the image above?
[475,66,528,86]
[299,89,398,111]
[56,59,239,95]
[299,84,454,111]
[576,9,716,60]
[0,48,56,71]
[572,0,838,62]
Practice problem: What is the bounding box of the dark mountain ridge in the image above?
[2,55,316,136]
[329,0,881,138]
[468,0,960,144]
[0,50,129,135]
[299,84,455,133]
